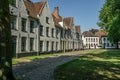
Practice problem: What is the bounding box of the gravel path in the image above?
[13,50,94,80]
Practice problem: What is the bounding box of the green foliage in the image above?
[98,0,120,44]
[54,50,120,80]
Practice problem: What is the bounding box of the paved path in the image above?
[13,50,94,80]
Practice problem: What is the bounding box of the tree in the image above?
[0,0,16,80]
[98,0,120,48]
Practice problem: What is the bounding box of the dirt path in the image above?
[13,50,95,80]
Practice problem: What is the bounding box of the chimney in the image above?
[53,7,59,17]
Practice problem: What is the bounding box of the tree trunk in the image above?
[0,0,16,80]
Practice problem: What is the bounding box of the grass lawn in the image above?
[54,49,120,80]
[12,54,59,65]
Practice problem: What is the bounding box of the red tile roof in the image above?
[33,2,46,15]
[75,25,80,33]
[95,30,106,37]
[63,17,74,29]
[23,0,37,19]
[23,0,46,18]
[52,7,63,28]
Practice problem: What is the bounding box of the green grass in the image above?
[54,49,120,80]
[12,54,59,65]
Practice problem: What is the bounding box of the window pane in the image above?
[30,21,34,33]
[11,15,17,29]
[21,18,26,32]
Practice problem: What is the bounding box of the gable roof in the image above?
[52,7,63,28]
[95,30,106,37]
[33,1,46,15]
[75,25,80,33]
[63,17,74,29]
[82,31,97,37]
[23,0,37,19]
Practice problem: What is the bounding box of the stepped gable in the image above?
[52,7,63,28]
[75,25,80,33]
[63,17,74,29]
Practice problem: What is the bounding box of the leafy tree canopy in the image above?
[98,0,120,43]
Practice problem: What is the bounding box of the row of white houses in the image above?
[10,0,83,58]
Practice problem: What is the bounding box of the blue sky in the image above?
[31,0,105,32]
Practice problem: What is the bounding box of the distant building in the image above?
[101,36,116,49]
[82,31,100,49]
[82,29,117,49]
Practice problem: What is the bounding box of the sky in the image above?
[31,0,105,32]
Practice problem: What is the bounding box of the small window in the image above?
[46,41,49,51]
[30,38,34,51]
[46,27,49,37]
[40,25,43,36]
[86,38,87,42]
[107,43,109,47]
[111,43,114,47]
[56,29,59,38]
[11,15,17,30]
[40,41,43,52]
[21,18,27,32]
[30,20,34,33]
[21,37,26,52]
[56,42,58,50]
[52,28,54,37]
[96,38,98,42]
[103,38,106,41]
[46,17,49,24]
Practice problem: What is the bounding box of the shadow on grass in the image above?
[54,50,120,80]
[89,49,120,60]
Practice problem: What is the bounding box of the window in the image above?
[89,38,90,42]
[103,37,106,41]
[91,38,93,42]
[111,43,114,47]
[86,38,87,42]
[96,38,98,42]
[91,44,93,47]
[11,0,16,6]
[46,27,49,37]
[46,41,49,51]
[52,28,54,37]
[30,20,34,33]
[21,37,26,52]
[46,17,49,24]
[11,15,17,29]
[30,38,34,51]
[107,43,109,47]
[56,29,59,38]
[61,30,63,38]
[40,25,43,36]
[21,18,27,32]
[40,41,43,52]
[56,42,58,50]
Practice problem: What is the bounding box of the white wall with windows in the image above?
[82,36,100,49]
[101,36,116,49]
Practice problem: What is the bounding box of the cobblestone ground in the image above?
[13,50,95,80]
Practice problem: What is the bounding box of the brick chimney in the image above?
[53,7,59,18]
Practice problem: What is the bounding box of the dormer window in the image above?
[46,17,49,24]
